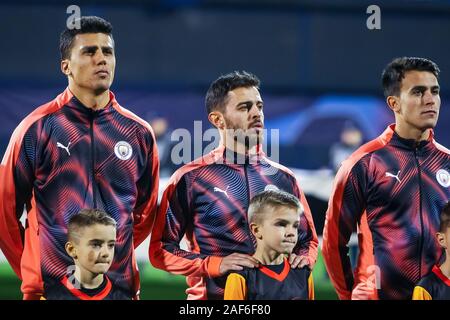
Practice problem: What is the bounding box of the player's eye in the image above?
[90,242,102,248]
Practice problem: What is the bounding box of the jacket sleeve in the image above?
[412,286,432,300]
[322,157,369,300]
[308,273,315,300]
[149,173,222,278]
[0,122,37,279]
[292,180,319,268]
[133,127,160,248]
[224,273,247,300]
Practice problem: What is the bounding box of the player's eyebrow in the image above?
[88,239,105,244]
[236,100,263,109]
[274,216,300,223]
[410,85,440,92]
[236,101,252,108]
[273,218,291,224]
[81,45,113,52]
[81,45,99,52]
[431,85,440,91]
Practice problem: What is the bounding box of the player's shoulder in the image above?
[416,270,440,293]
[432,139,450,156]
[110,99,155,137]
[9,90,68,142]
[291,265,311,279]
[336,132,391,182]
[229,269,250,280]
[166,149,220,188]
[262,156,295,177]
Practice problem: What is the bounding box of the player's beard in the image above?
[224,118,263,150]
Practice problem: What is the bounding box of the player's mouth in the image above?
[421,109,437,116]
[95,70,110,77]
[249,121,264,129]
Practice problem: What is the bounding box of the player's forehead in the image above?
[79,224,116,240]
[264,205,300,221]
[72,33,114,50]
[400,70,439,91]
[226,86,262,105]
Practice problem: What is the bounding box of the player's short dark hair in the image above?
[205,71,260,114]
[60,16,114,60]
[67,209,116,243]
[439,201,450,232]
[248,190,303,225]
[381,57,440,98]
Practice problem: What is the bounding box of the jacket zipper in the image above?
[244,163,251,208]
[90,114,97,208]
[414,148,424,280]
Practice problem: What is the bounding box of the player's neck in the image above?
[69,84,110,110]
[439,256,450,278]
[221,136,258,157]
[75,267,104,289]
[253,246,285,265]
[394,122,431,142]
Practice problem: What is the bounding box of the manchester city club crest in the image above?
[436,169,450,188]
[114,141,133,160]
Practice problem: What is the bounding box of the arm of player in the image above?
[132,127,160,248]
[149,174,221,278]
[322,158,368,300]
[0,122,37,279]
[292,182,319,269]
[224,273,247,300]
[150,170,259,278]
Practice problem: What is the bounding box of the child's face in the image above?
[70,224,116,275]
[254,206,300,255]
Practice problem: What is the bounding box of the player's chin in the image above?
[280,243,295,252]
[281,249,294,256]
[93,263,110,273]
[419,119,438,130]
[248,127,264,137]
[92,81,112,93]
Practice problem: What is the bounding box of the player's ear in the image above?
[61,59,71,77]
[250,222,262,240]
[208,111,225,130]
[386,95,400,113]
[65,242,77,259]
[436,232,447,249]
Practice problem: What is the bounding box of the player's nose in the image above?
[100,245,110,257]
[423,90,435,105]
